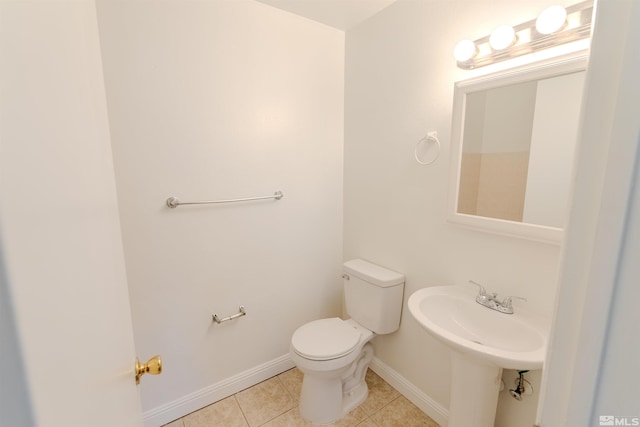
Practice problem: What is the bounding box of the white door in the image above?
[0,1,144,426]
[537,0,640,425]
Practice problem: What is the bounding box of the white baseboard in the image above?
[369,357,449,427]
[143,354,295,427]
[142,353,447,427]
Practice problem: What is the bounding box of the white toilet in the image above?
[289,259,405,424]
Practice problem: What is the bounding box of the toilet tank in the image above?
[343,259,405,334]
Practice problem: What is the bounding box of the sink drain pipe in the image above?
[509,370,533,400]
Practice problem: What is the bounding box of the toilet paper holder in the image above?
[212,305,247,324]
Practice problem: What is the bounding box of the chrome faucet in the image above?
[469,280,527,314]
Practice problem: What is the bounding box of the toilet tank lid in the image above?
[343,259,404,287]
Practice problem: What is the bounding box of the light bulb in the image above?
[454,40,477,62]
[536,5,567,34]
[489,25,516,51]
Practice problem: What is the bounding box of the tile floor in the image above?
[162,368,440,427]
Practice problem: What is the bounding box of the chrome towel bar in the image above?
[166,191,283,208]
[212,306,246,324]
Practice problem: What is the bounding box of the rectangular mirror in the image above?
[448,57,587,244]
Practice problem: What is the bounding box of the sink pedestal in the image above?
[449,352,502,427]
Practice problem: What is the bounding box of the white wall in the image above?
[95,0,344,420]
[344,1,577,426]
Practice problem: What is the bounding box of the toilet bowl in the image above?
[289,259,405,424]
[290,318,374,424]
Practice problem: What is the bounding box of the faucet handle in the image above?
[469,280,488,296]
[502,296,527,309]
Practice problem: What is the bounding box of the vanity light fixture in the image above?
[454,39,477,62]
[454,0,593,69]
[489,25,517,51]
[536,5,568,35]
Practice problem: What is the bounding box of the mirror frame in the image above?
[448,55,588,245]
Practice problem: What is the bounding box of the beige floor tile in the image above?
[347,406,368,422]
[168,368,436,427]
[359,369,400,415]
[182,396,248,427]
[371,396,440,427]
[355,418,379,427]
[329,406,367,427]
[277,368,303,401]
[263,406,365,427]
[260,407,313,427]
[235,376,295,427]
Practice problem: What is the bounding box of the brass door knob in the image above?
[135,355,162,384]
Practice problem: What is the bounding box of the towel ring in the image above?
[415,132,441,165]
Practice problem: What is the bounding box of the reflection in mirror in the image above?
[449,58,587,243]
[459,71,585,227]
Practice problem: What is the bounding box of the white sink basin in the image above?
[408,285,548,370]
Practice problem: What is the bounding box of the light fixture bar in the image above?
[456,0,593,70]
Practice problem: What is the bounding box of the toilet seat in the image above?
[291,318,361,361]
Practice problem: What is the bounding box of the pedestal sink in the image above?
[408,285,549,427]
